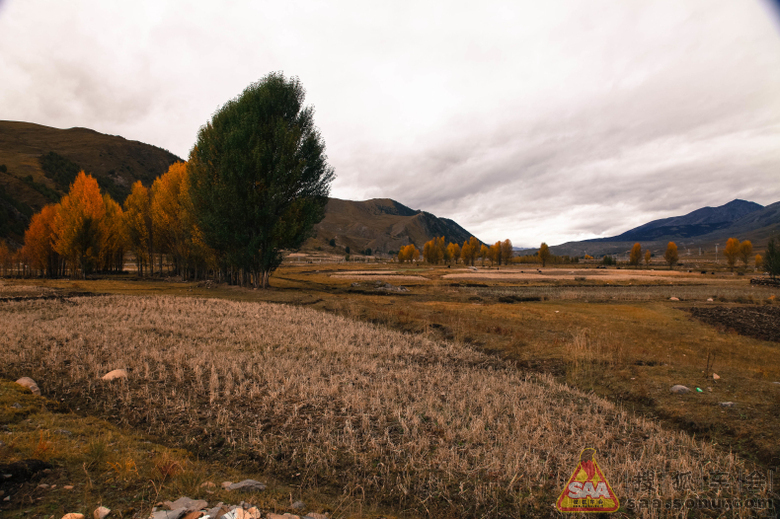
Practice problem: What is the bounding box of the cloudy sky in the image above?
[1,1,779,246]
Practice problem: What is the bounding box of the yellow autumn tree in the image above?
[489,242,501,265]
[151,162,192,274]
[447,242,461,264]
[664,241,678,269]
[629,243,642,268]
[0,240,10,276]
[739,240,752,268]
[124,181,154,276]
[723,237,740,271]
[500,239,513,265]
[644,249,651,267]
[479,244,489,266]
[398,244,419,263]
[461,236,479,266]
[52,171,106,278]
[422,236,446,264]
[22,204,60,277]
[538,242,551,267]
[98,194,127,273]
[755,254,763,270]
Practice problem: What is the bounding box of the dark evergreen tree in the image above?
[188,73,334,287]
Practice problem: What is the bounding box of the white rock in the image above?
[713,373,720,380]
[93,506,111,519]
[669,297,680,301]
[62,515,85,519]
[719,401,736,408]
[101,369,128,381]
[221,481,233,489]
[670,385,690,394]
[707,298,714,302]
[15,377,40,395]
[226,479,266,492]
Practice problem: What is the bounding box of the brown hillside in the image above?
[306,198,478,255]
[0,120,182,244]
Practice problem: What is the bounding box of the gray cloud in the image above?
[1,0,779,246]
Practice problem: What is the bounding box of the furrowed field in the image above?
[1,264,779,518]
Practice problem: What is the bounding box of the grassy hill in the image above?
[305,197,479,256]
[0,120,182,245]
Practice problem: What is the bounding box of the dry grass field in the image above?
[1,264,779,517]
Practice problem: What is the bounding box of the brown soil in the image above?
[687,305,780,343]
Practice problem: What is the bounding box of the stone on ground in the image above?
[62,514,84,519]
[93,507,110,519]
[150,509,188,519]
[164,497,208,512]
[670,385,690,394]
[101,369,128,381]
[226,479,266,492]
[15,377,40,395]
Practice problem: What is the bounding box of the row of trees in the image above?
[723,238,755,271]
[20,165,216,279]
[10,73,334,287]
[420,237,513,266]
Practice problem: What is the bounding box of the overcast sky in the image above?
[2,1,779,246]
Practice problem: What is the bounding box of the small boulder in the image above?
[164,497,207,512]
[93,506,111,519]
[669,297,680,301]
[101,369,128,381]
[206,505,228,519]
[62,515,85,519]
[719,401,736,408]
[670,385,690,394]
[245,508,261,519]
[707,298,714,302]
[181,512,204,519]
[15,377,40,395]
[221,481,233,489]
[226,479,266,492]
[150,509,188,519]
[713,373,720,380]
[291,500,306,510]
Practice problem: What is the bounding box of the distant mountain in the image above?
[551,199,780,257]
[0,120,182,244]
[305,198,478,255]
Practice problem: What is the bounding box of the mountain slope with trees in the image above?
[305,198,477,255]
[0,120,181,244]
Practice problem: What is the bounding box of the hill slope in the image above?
[305,198,478,255]
[551,199,780,257]
[0,120,182,244]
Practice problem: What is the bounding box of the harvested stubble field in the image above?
[0,294,773,517]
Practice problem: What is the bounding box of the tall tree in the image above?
[664,241,678,269]
[22,204,60,277]
[99,194,127,273]
[479,244,489,266]
[538,242,551,267]
[629,243,642,268]
[723,237,740,271]
[188,73,334,288]
[461,236,479,266]
[151,162,191,274]
[52,171,106,278]
[644,249,651,267]
[124,181,154,276]
[398,244,419,263]
[489,242,501,266]
[739,240,753,268]
[500,239,513,265]
[447,242,461,264]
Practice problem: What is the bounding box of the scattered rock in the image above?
[226,479,266,492]
[55,429,73,436]
[11,402,22,409]
[707,298,714,302]
[15,377,40,395]
[206,505,228,519]
[93,506,111,519]
[669,297,680,301]
[291,500,306,510]
[37,483,50,489]
[246,507,261,519]
[670,385,690,394]
[713,373,720,380]
[150,509,188,519]
[221,481,233,489]
[304,514,328,519]
[101,369,128,381]
[62,514,85,519]
[64,485,74,490]
[164,497,208,512]
[719,402,736,408]
[181,512,204,519]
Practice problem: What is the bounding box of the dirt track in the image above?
[687,305,780,343]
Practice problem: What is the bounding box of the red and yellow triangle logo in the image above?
[556,448,619,513]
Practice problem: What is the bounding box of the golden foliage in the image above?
[52,171,106,277]
[538,242,551,267]
[739,240,753,267]
[22,204,59,274]
[397,244,419,263]
[664,241,678,269]
[629,243,642,267]
[723,237,740,270]
[446,242,461,264]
